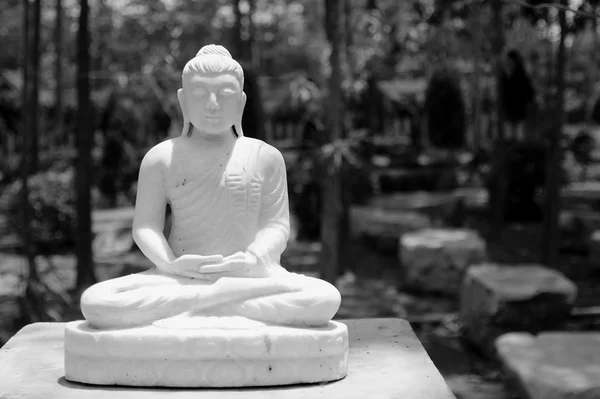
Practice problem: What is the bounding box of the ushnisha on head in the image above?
[177,44,247,137]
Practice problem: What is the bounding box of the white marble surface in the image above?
[65,320,348,387]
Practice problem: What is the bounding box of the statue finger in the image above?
[197,265,233,274]
[198,260,240,274]
[179,270,216,280]
[177,254,223,266]
[196,255,224,264]
[223,252,246,261]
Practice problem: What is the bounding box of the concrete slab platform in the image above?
[0,318,455,399]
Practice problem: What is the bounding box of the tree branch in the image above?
[452,0,600,19]
[501,0,600,19]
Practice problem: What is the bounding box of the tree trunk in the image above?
[471,2,483,150]
[75,0,96,289]
[589,4,598,123]
[246,0,266,142]
[341,0,352,80]
[320,0,344,284]
[489,0,507,238]
[365,0,379,136]
[592,1,598,34]
[21,0,37,283]
[247,0,258,70]
[30,0,41,173]
[55,0,64,147]
[542,0,567,267]
[233,0,245,61]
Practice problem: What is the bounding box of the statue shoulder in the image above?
[255,141,286,176]
[140,139,174,171]
[252,141,282,163]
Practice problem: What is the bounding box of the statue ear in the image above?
[177,88,191,136]
[241,91,247,110]
[234,91,247,137]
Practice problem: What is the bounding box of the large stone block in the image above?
[399,228,487,295]
[350,206,432,252]
[496,332,600,399]
[460,264,577,356]
[368,192,466,226]
[350,206,432,238]
[560,211,600,253]
[588,230,600,268]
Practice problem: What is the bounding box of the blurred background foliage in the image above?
[4,3,600,396]
[1,0,600,296]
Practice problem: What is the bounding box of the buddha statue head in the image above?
[178,44,247,137]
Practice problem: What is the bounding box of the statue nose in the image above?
[206,93,219,110]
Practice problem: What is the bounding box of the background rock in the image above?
[400,228,487,294]
[496,332,600,399]
[460,264,577,357]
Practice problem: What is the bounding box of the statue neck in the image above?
[187,126,237,148]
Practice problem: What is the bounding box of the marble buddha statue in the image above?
[64,45,349,388]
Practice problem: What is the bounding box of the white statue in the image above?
[64,45,349,388]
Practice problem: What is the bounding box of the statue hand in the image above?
[197,252,258,274]
[166,254,224,278]
[193,252,275,278]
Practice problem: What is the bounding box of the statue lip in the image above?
[205,114,221,121]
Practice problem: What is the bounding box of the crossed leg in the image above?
[81,269,341,329]
[218,274,341,326]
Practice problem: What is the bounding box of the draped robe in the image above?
[81,137,340,329]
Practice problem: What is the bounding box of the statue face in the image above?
[183,72,243,135]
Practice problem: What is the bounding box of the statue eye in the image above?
[221,88,236,96]
[193,86,208,95]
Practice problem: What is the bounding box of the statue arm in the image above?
[246,144,291,266]
[132,144,176,272]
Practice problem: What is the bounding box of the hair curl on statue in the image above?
[182,44,244,89]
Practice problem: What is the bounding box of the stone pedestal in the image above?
[588,230,600,268]
[367,192,465,226]
[0,318,456,398]
[561,182,600,253]
[350,206,432,252]
[559,211,600,253]
[65,320,348,387]
[399,228,487,295]
[496,332,600,399]
[350,206,431,238]
[460,264,577,356]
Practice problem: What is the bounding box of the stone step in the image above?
[399,228,487,295]
[460,264,578,357]
[350,206,432,238]
[496,332,600,399]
